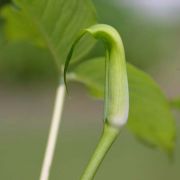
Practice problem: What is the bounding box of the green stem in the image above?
[80,124,119,180]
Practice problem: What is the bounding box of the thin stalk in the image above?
[80,124,119,180]
[40,79,66,180]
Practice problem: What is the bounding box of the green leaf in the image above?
[68,57,176,151]
[0,42,56,82]
[1,0,97,68]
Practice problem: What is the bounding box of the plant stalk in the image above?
[40,79,66,180]
[80,123,119,180]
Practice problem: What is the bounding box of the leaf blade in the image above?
[1,0,97,68]
[68,57,176,151]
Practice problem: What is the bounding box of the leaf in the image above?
[67,57,176,152]
[0,42,56,82]
[1,0,97,68]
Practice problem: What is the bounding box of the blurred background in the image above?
[0,0,180,179]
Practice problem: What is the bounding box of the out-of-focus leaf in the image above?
[1,0,96,68]
[0,42,57,82]
[68,57,176,151]
[170,98,180,110]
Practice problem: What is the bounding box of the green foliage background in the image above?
[0,0,179,179]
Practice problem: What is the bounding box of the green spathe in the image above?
[64,24,129,128]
